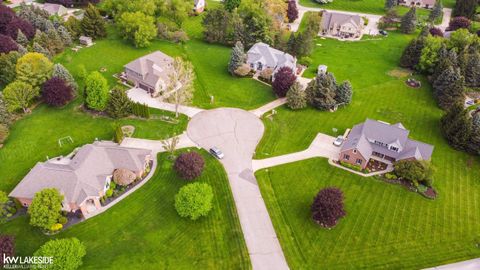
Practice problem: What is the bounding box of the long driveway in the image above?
[187,108,289,270]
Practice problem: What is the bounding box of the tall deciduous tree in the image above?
[28,188,64,231]
[433,66,464,110]
[42,77,74,107]
[287,0,299,23]
[34,238,86,270]
[418,35,443,73]
[272,66,297,97]
[164,57,195,118]
[202,8,231,44]
[286,81,306,110]
[228,41,246,75]
[81,4,106,39]
[15,52,53,91]
[400,7,416,34]
[117,11,156,48]
[175,182,214,220]
[85,71,109,111]
[3,81,37,113]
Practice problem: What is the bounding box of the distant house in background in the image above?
[9,141,152,217]
[79,36,93,46]
[124,51,174,96]
[320,11,364,39]
[398,0,436,9]
[193,0,205,13]
[41,3,68,16]
[340,119,434,169]
[246,42,297,77]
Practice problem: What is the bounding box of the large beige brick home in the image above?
[340,119,434,169]
[9,141,151,217]
[124,51,174,96]
[320,11,364,39]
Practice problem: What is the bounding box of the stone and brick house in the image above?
[320,11,364,39]
[9,141,151,217]
[340,119,434,169]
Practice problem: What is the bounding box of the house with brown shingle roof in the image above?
[320,11,364,39]
[9,141,151,217]
[340,119,434,169]
[124,51,174,96]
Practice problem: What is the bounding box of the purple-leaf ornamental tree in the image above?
[448,16,471,31]
[174,152,205,180]
[7,18,35,40]
[287,0,299,23]
[429,27,444,37]
[0,34,18,54]
[0,235,15,268]
[311,187,346,228]
[272,66,297,97]
[42,77,74,107]
[0,5,15,34]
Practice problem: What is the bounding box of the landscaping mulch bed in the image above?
[378,176,438,199]
[366,159,388,172]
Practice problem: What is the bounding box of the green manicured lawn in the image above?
[0,151,250,269]
[253,30,480,268]
[56,25,274,111]
[298,0,454,14]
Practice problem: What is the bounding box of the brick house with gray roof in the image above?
[9,141,151,217]
[246,42,297,77]
[340,119,434,169]
[320,11,364,39]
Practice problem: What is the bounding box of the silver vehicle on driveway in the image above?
[333,136,344,146]
[209,147,225,159]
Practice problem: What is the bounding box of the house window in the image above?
[343,154,350,160]
[353,149,357,154]
[356,159,363,165]
[389,146,399,152]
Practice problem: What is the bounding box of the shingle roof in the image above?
[124,51,174,88]
[247,43,296,71]
[341,119,434,162]
[321,11,362,32]
[9,142,151,205]
[42,3,66,15]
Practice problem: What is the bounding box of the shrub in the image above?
[0,34,18,54]
[298,56,312,66]
[106,88,132,118]
[394,159,433,187]
[28,188,63,231]
[0,235,15,268]
[234,63,251,77]
[429,27,444,37]
[85,71,109,111]
[272,66,297,97]
[448,16,471,31]
[340,161,362,172]
[0,124,9,145]
[42,77,74,107]
[174,182,214,220]
[174,152,205,180]
[58,216,68,225]
[105,189,113,198]
[50,223,63,232]
[384,173,398,180]
[286,81,306,110]
[259,68,274,82]
[34,238,86,270]
[311,187,346,228]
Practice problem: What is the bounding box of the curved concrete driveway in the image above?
[187,108,289,270]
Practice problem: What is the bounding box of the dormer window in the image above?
[389,146,399,152]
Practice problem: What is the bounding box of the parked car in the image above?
[379,30,388,36]
[209,147,224,159]
[466,100,474,106]
[333,136,344,146]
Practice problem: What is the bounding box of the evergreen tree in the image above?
[335,80,353,105]
[57,25,72,47]
[400,7,417,34]
[440,104,472,150]
[45,28,64,54]
[286,81,306,110]
[295,31,314,57]
[428,0,443,22]
[464,52,480,88]
[286,32,297,56]
[453,0,477,19]
[400,37,425,69]
[385,0,396,10]
[0,93,13,126]
[432,47,457,82]
[32,42,51,59]
[0,51,20,85]
[228,41,246,75]
[224,0,241,12]
[106,88,132,118]
[468,113,480,154]
[52,63,77,92]
[17,43,27,55]
[16,30,28,47]
[433,66,465,110]
[81,4,106,39]
[306,72,337,110]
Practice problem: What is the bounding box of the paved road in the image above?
[425,258,480,270]
[187,108,290,270]
[289,0,382,36]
